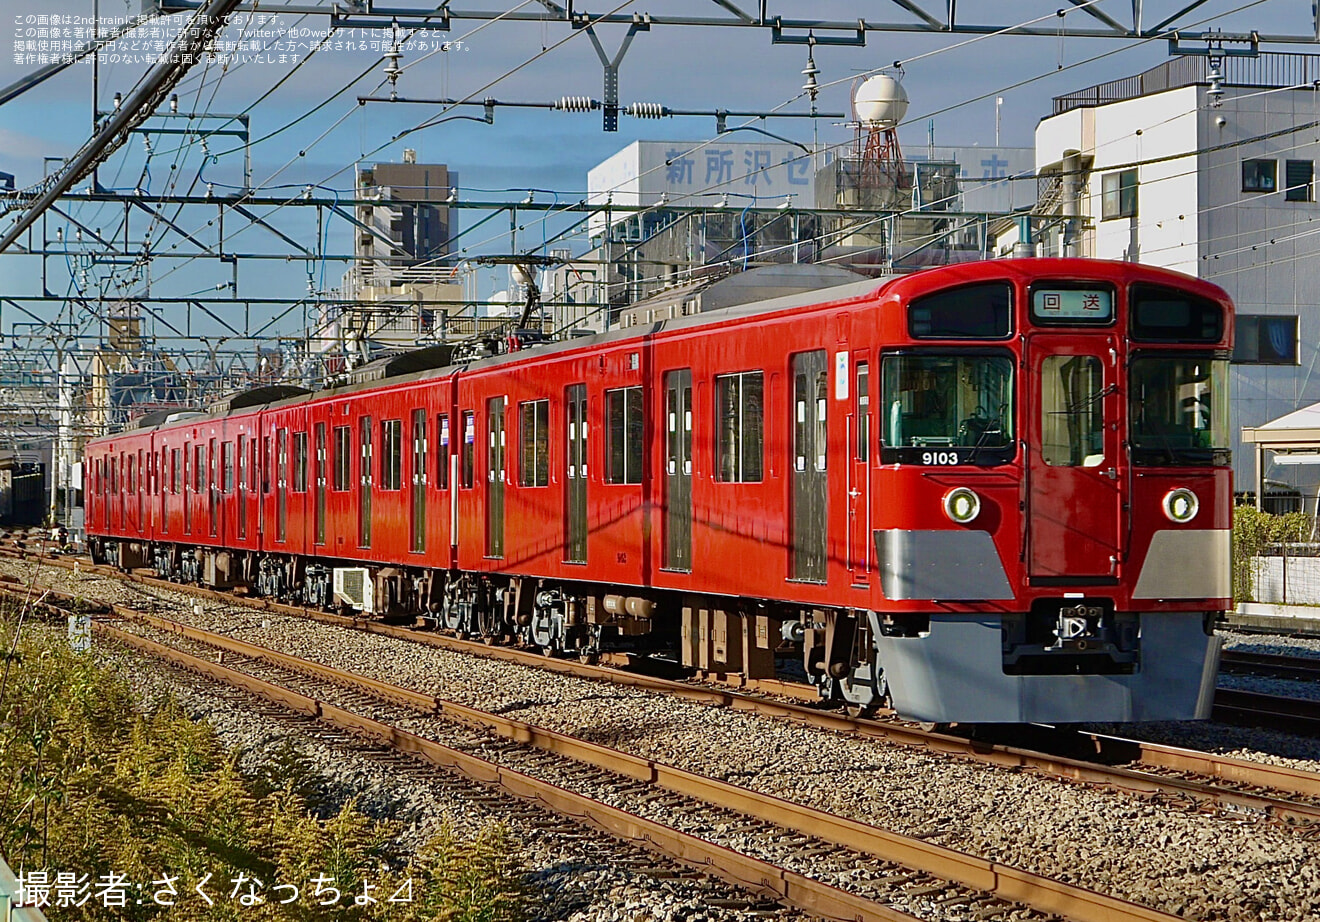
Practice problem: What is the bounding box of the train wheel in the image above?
[844,702,878,720]
[917,721,952,734]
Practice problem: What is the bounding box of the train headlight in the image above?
[1162,488,1199,524]
[942,487,981,524]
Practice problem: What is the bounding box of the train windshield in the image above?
[880,353,1015,464]
[1128,356,1230,466]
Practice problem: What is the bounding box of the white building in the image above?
[1034,53,1320,502]
[587,140,826,237]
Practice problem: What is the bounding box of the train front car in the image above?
[862,258,1230,725]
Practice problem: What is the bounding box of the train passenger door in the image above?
[359,417,372,548]
[791,351,828,582]
[237,435,248,540]
[314,423,326,547]
[848,358,871,584]
[565,384,587,563]
[275,430,287,543]
[410,409,426,553]
[486,397,505,558]
[1027,334,1123,580]
[183,445,192,534]
[663,370,692,571]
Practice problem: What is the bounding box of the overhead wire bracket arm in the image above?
[579,16,650,131]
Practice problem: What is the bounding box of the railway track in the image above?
[14,585,1191,922]
[1220,649,1320,682]
[8,545,1320,837]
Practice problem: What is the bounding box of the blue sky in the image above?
[0,0,1314,344]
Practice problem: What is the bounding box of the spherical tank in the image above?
[853,74,909,129]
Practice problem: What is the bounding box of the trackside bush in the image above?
[0,602,530,921]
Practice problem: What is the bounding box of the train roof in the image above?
[88,258,1230,444]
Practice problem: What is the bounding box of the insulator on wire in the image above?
[554,96,598,112]
[626,102,668,119]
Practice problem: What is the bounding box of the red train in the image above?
[85,258,1232,724]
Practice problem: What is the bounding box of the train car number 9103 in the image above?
[920,451,961,465]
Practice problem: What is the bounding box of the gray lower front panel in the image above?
[876,612,1219,724]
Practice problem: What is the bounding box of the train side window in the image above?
[606,386,643,484]
[292,432,308,492]
[461,411,476,489]
[519,399,550,487]
[437,414,450,489]
[380,419,402,490]
[333,425,350,491]
[715,371,763,482]
[223,442,235,493]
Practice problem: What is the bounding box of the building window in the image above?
[1101,168,1138,219]
[1242,159,1277,192]
[1286,159,1314,202]
[437,414,450,489]
[606,386,644,484]
[519,400,550,487]
[715,372,764,482]
[333,426,350,491]
[1233,315,1298,365]
[292,432,308,492]
[380,419,403,490]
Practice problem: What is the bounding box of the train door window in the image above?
[172,449,181,493]
[333,425,350,491]
[249,438,258,493]
[261,437,270,493]
[606,386,643,484]
[276,428,288,542]
[410,410,426,553]
[437,414,450,489]
[715,371,763,482]
[193,445,203,492]
[314,423,327,546]
[222,442,235,493]
[855,363,870,461]
[380,419,402,490]
[794,370,828,471]
[1041,355,1105,466]
[461,411,475,489]
[359,416,373,547]
[293,432,308,492]
[519,399,550,487]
